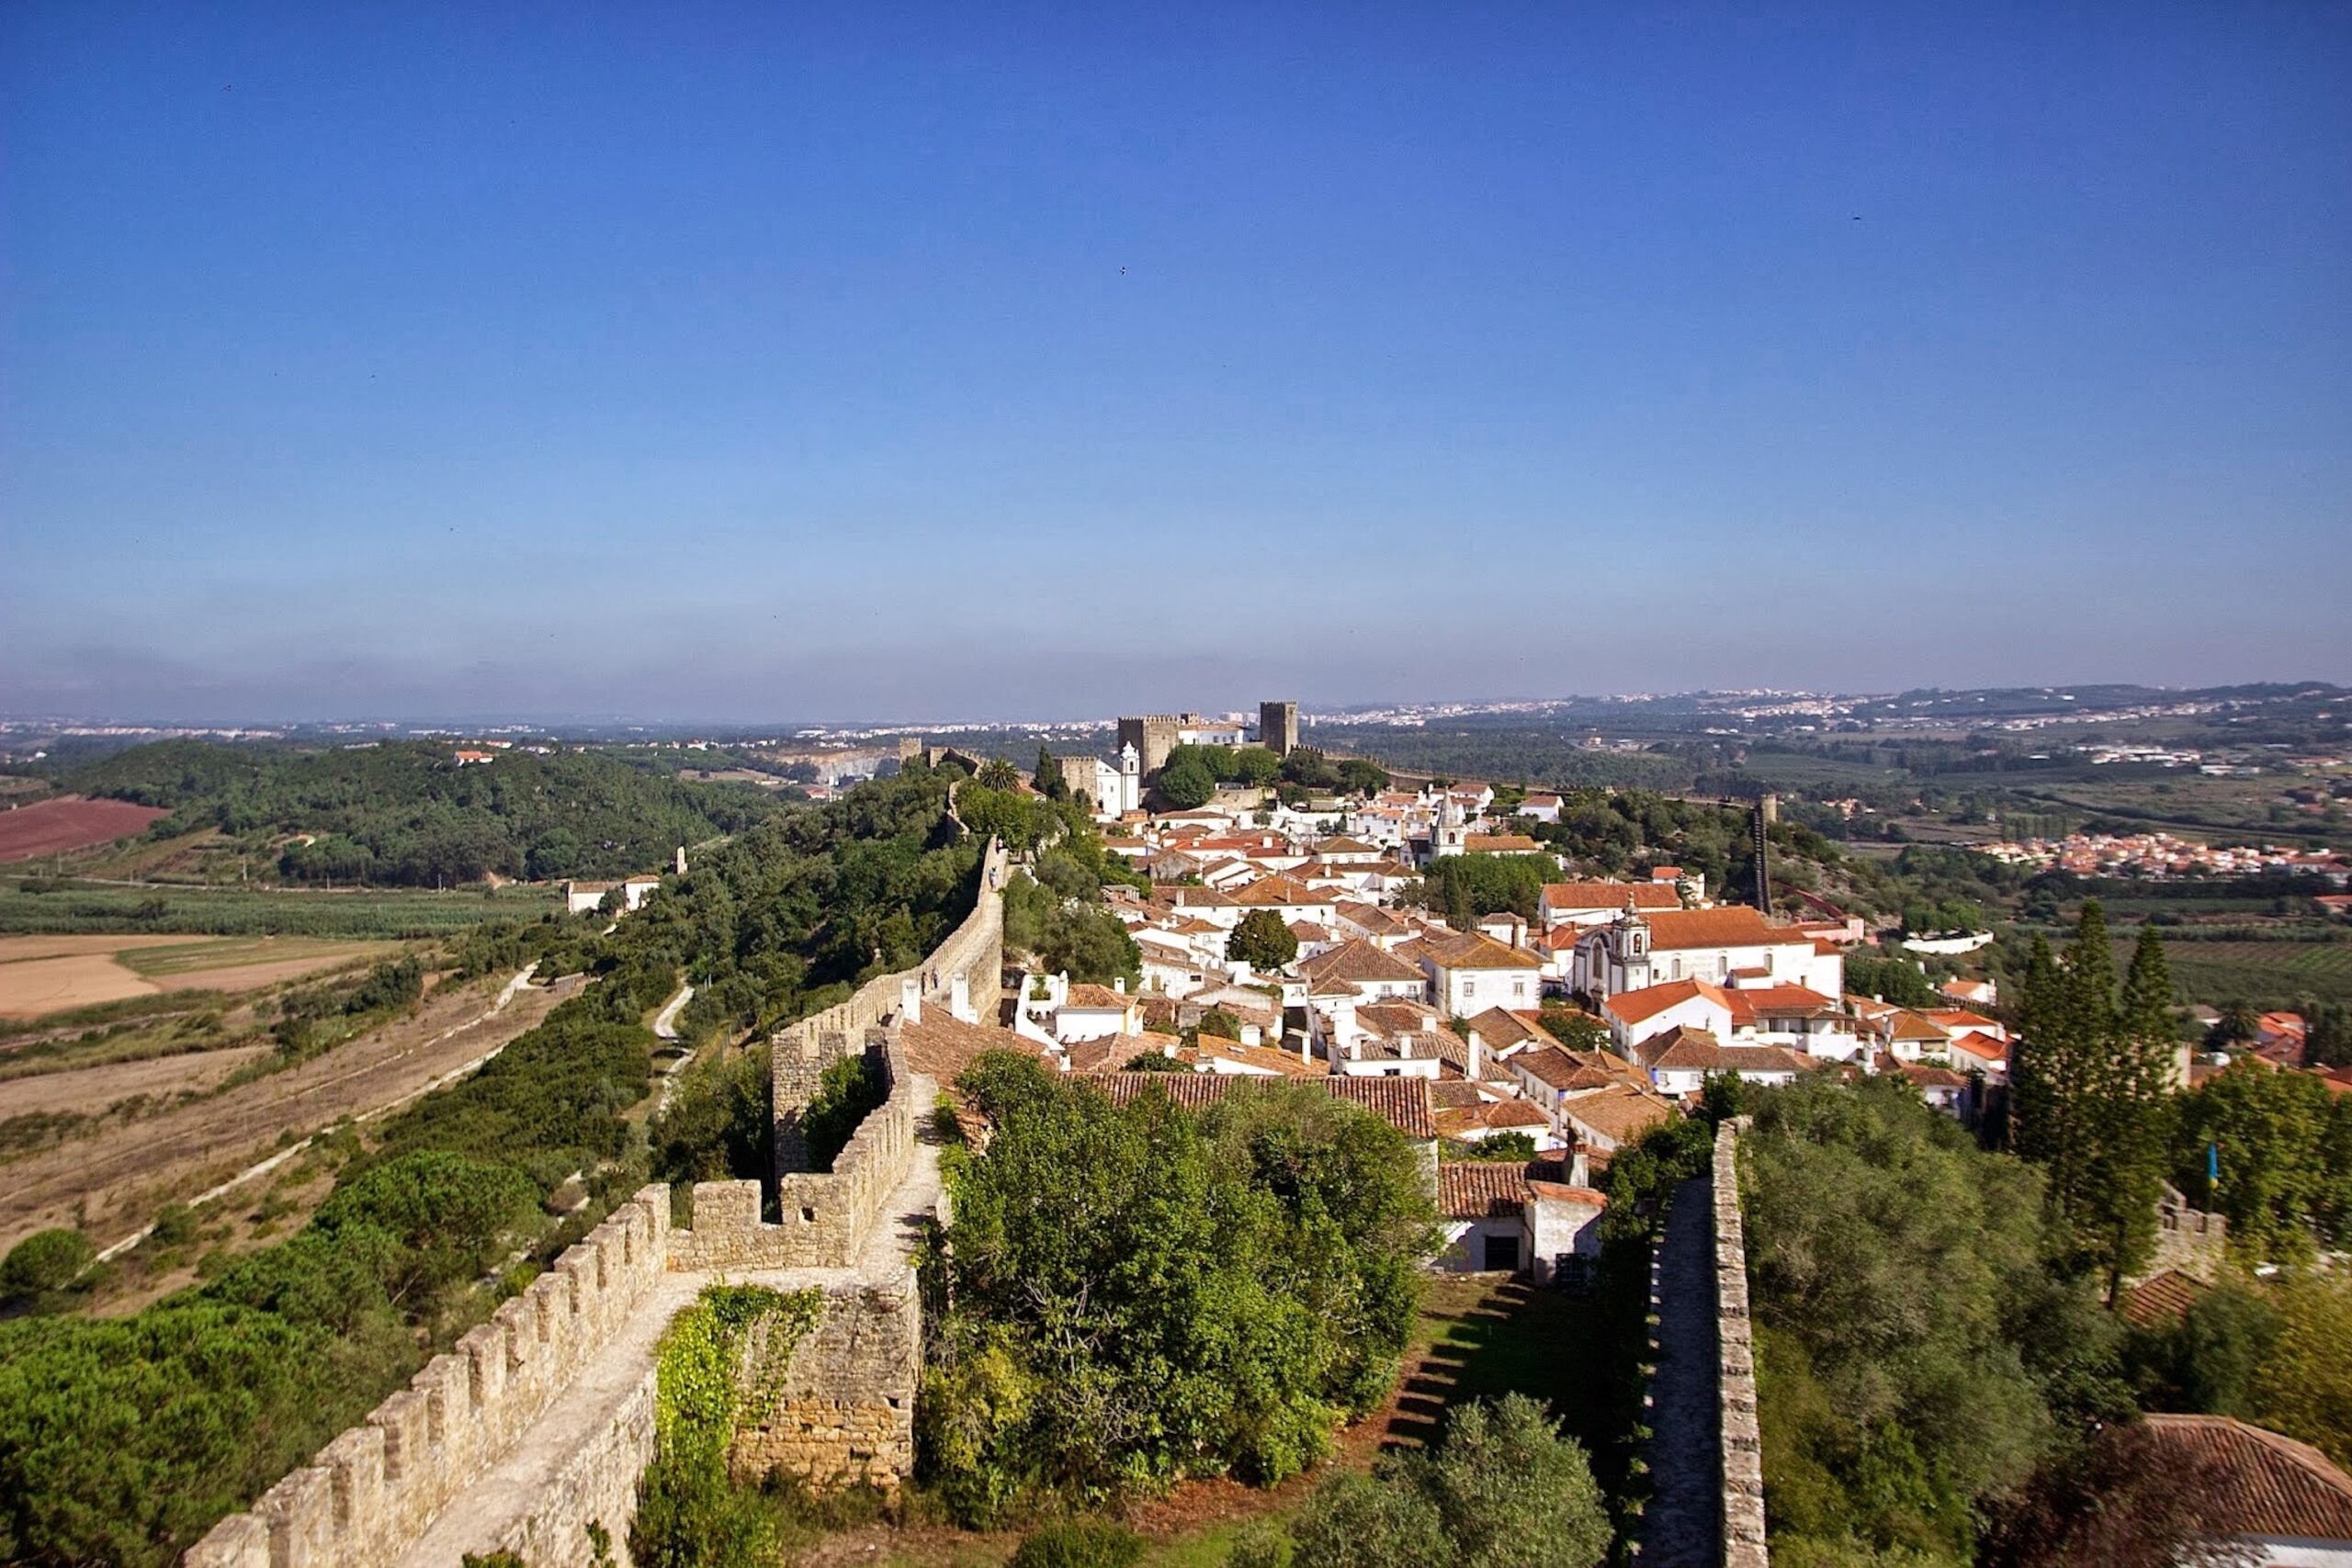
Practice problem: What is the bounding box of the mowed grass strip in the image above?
[0,881,561,938]
[118,936,388,978]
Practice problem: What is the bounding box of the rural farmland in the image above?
[0,796,168,861]
[0,932,389,1019]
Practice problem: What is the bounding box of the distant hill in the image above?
[54,739,795,886]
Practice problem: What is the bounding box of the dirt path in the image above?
[0,971,573,1255]
[1641,1177,1722,1568]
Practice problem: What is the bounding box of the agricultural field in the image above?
[2112,931,2352,1012]
[0,795,169,862]
[0,878,560,938]
[0,932,389,1019]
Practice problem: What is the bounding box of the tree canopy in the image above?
[920,1056,1437,1523]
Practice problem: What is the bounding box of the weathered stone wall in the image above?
[466,1371,655,1568]
[677,1033,922,1271]
[770,835,1006,1130]
[729,1272,922,1490]
[1715,1121,1770,1568]
[2148,1183,2230,1281]
[183,842,996,1566]
[186,1186,673,1568]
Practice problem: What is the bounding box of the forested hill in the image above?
[57,739,795,886]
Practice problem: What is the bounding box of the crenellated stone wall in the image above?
[1715,1120,1770,1568]
[182,841,990,1566]
[185,1185,674,1568]
[185,1162,928,1564]
[678,1033,922,1271]
[771,835,1005,1151]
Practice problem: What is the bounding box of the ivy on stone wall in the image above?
[632,1283,822,1568]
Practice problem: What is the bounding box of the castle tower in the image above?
[1259,700,1299,757]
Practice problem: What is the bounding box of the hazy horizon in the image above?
[6,6,2348,721]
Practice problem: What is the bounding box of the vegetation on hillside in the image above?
[0,766,980,1565]
[54,738,793,886]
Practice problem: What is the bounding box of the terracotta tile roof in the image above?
[1464,833,1546,853]
[1526,1179,1608,1206]
[1641,907,1805,952]
[1606,978,1735,1027]
[1334,900,1410,935]
[1462,1006,1552,1048]
[1232,874,1326,907]
[1510,1043,1584,1089]
[1062,984,1134,1010]
[1299,939,1428,987]
[2120,1268,2210,1328]
[1434,1100,1552,1139]
[1559,1085,1678,1144]
[1085,1071,1437,1140]
[1543,881,1681,912]
[1439,1159,1604,1220]
[2140,1414,2352,1541]
[1894,1058,1969,1089]
[1400,929,1544,972]
[1440,1161,1532,1219]
[1428,1080,1487,1110]
[1949,1031,2009,1065]
[897,1014,1053,1082]
[1731,984,1840,1018]
[1169,885,1236,907]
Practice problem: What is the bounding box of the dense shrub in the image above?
[1008,1519,1148,1568]
[919,1057,1437,1522]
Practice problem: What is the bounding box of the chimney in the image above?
[950,970,978,1024]
[1467,1028,1485,1081]
[1114,976,1125,994]
[899,976,922,1024]
[1569,1145,1590,1188]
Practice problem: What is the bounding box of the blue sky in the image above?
[4,3,2348,723]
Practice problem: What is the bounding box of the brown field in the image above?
[0,954,164,1016]
[0,933,388,1019]
[0,970,578,1258]
[0,796,170,862]
[1,1044,274,1120]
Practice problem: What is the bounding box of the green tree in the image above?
[977,757,1023,791]
[2252,1271,2352,1470]
[1537,1007,1608,1053]
[1285,1394,1608,1568]
[2014,908,2177,1297]
[2174,1060,2336,1263]
[1231,748,1283,788]
[1227,908,1301,971]
[1035,747,1069,801]
[0,1228,95,1299]
[1337,759,1390,795]
[1158,756,1217,810]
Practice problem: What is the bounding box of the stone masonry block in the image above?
[367,1389,429,1487]
[319,1423,386,1534]
[184,1513,271,1568]
[693,1179,763,1232]
[255,1465,334,1568]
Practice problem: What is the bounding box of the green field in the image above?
[0,881,561,939]
[117,935,393,977]
[2114,934,2352,1011]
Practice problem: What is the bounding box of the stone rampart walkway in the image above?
[395,1072,944,1567]
[1643,1175,1723,1568]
